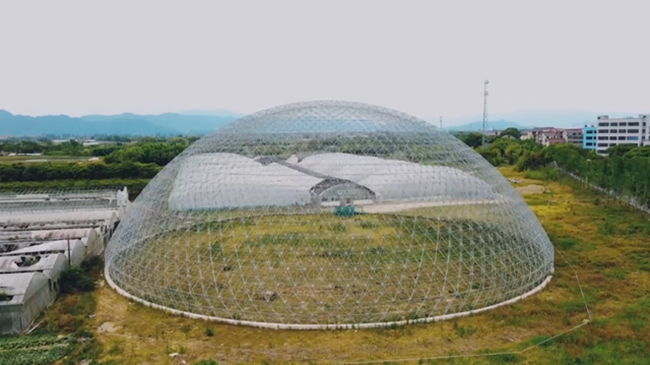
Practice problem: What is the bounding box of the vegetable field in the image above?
[0,335,72,365]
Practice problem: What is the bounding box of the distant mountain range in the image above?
[0,110,241,136]
[444,120,527,132]
[180,109,244,118]
[442,110,644,131]
[1,107,644,136]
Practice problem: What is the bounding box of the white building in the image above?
[82,139,116,147]
[595,115,650,155]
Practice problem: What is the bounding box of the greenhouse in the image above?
[106,101,554,329]
[0,187,130,334]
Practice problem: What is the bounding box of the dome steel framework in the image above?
[105,101,554,329]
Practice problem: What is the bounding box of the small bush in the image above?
[108,341,124,355]
[604,269,626,280]
[210,243,222,255]
[81,256,103,272]
[358,220,379,229]
[523,166,559,181]
[60,266,96,294]
[554,237,582,251]
[331,222,348,232]
[181,324,192,339]
[0,291,8,301]
[194,360,218,365]
[598,222,616,236]
[452,321,476,338]
[205,327,214,337]
[487,353,523,363]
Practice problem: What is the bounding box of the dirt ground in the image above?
[516,184,547,195]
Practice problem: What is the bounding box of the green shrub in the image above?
[60,266,96,294]
[205,327,214,337]
[523,166,559,181]
[0,291,8,301]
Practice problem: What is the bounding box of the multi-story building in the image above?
[562,128,583,147]
[520,130,534,140]
[595,115,649,155]
[583,124,597,150]
[535,128,564,147]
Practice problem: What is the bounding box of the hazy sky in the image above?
[0,0,648,120]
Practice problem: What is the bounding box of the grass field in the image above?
[18,166,650,364]
[111,211,549,326]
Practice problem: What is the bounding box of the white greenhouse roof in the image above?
[0,254,66,277]
[0,210,116,225]
[5,239,85,255]
[169,153,322,210]
[0,257,19,271]
[297,153,493,202]
[0,272,45,305]
[0,188,129,217]
[169,152,494,210]
[0,228,95,244]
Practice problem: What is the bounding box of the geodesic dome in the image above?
[105,101,554,329]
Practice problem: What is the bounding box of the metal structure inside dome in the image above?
[105,101,554,329]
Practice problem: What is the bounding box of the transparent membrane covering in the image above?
[105,101,554,328]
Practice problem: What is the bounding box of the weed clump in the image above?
[195,360,218,365]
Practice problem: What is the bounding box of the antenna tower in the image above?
[482,80,489,146]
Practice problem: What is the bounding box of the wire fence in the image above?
[554,163,650,215]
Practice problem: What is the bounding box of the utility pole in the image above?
[482,80,489,146]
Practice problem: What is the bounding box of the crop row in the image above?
[0,335,68,351]
[0,345,72,365]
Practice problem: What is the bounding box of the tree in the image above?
[515,148,552,171]
[456,132,485,148]
[607,144,637,158]
[500,128,521,140]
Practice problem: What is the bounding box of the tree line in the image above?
[461,128,650,209]
[548,143,650,208]
[3,129,650,211]
[0,162,160,182]
[0,137,190,193]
